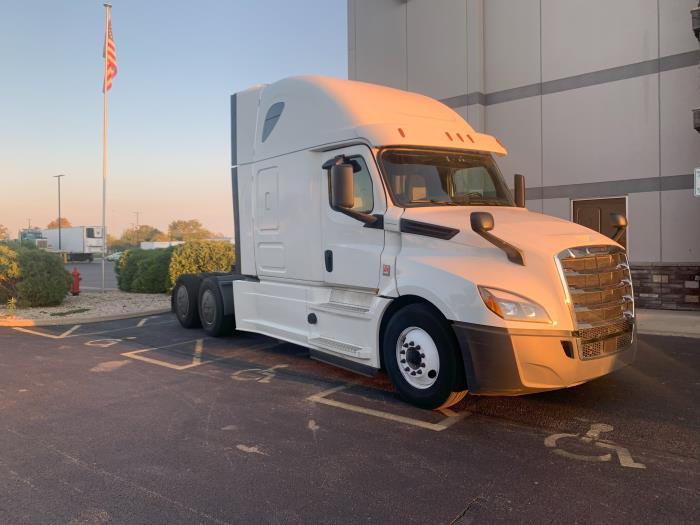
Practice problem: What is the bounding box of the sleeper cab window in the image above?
[349,157,374,214]
[261,102,284,142]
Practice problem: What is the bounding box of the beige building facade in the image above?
[348,0,700,309]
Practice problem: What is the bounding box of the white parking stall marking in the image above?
[121,338,214,371]
[544,423,646,469]
[231,364,289,383]
[85,338,124,348]
[13,325,82,339]
[308,385,470,432]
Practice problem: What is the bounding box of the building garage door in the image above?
[572,197,627,248]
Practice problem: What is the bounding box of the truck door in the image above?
[321,146,385,290]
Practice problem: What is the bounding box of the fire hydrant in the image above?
[71,267,81,296]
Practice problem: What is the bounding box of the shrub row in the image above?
[116,240,235,294]
[0,245,71,307]
[116,248,174,293]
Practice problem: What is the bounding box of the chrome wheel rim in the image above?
[395,326,440,389]
[201,289,216,325]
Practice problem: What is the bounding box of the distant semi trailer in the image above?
[42,226,104,262]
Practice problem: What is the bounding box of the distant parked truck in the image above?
[42,226,103,262]
[19,228,48,248]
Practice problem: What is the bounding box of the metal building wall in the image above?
[348,0,700,309]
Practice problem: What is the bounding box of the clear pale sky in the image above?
[0,0,347,239]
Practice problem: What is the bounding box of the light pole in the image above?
[53,174,66,251]
[134,211,140,246]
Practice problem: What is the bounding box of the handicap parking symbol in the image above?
[544,423,646,469]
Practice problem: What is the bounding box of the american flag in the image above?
[103,13,117,92]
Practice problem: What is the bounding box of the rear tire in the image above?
[198,278,235,337]
[382,303,464,410]
[172,274,202,328]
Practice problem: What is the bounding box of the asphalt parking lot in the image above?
[0,315,697,524]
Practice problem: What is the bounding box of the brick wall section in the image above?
[631,264,700,311]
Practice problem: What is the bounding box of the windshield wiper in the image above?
[411,199,461,206]
[454,198,511,207]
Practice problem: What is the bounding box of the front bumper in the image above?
[452,320,637,395]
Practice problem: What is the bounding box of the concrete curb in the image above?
[0,308,172,328]
[637,328,700,339]
[635,309,700,340]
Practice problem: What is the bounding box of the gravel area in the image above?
[0,291,170,322]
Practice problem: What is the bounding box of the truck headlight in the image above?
[478,286,551,323]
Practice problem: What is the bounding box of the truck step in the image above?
[308,337,370,360]
[310,302,371,317]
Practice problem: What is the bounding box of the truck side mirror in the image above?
[610,213,628,243]
[470,211,494,232]
[514,174,525,208]
[331,164,354,209]
[470,211,525,265]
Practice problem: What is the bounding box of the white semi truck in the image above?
[172,76,636,409]
[42,226,104,262]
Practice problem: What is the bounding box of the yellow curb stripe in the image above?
[0,319,36,327]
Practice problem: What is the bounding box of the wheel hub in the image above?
[201,290,216,325]
[405,347,422,369]
[176,286,189,316]
[396,327,440,389]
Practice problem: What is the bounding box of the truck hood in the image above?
[401,206,619,256]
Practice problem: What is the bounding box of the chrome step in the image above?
[308,337,370,359]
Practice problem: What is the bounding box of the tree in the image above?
[167,219,214,241]
[46,217,72,229]
[121,225,166,246]
[0,224,9,241]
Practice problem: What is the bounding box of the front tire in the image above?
[198,278,235,337]
[382,303,463,409]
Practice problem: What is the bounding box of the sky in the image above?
[0,0,347,239]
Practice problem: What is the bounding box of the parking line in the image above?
[121,338,214,370]
[193,339,204,364]
[68,320,176,339]
[13,325,82,339]
[308,385,470,432]
[121,349,204,370]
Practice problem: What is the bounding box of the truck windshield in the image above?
[379,148,514,207]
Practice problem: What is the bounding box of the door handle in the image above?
[324,250,333,272]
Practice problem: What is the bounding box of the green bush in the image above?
[131,248,174,293]
[117,248,174,293]
[115,249,136,290]
[116,241,235,294]
[15,248,71,307]
[168,241,235,287]
[0,244,21,303]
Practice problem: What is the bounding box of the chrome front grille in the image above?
[557,246,635,360]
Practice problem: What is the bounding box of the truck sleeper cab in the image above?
[172,76,637,409]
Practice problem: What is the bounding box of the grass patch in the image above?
[50,308,91,317]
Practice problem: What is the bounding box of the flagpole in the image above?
[101,2,110,292]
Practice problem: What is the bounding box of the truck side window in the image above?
[86,228,95,238]
[348,156,374,214]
